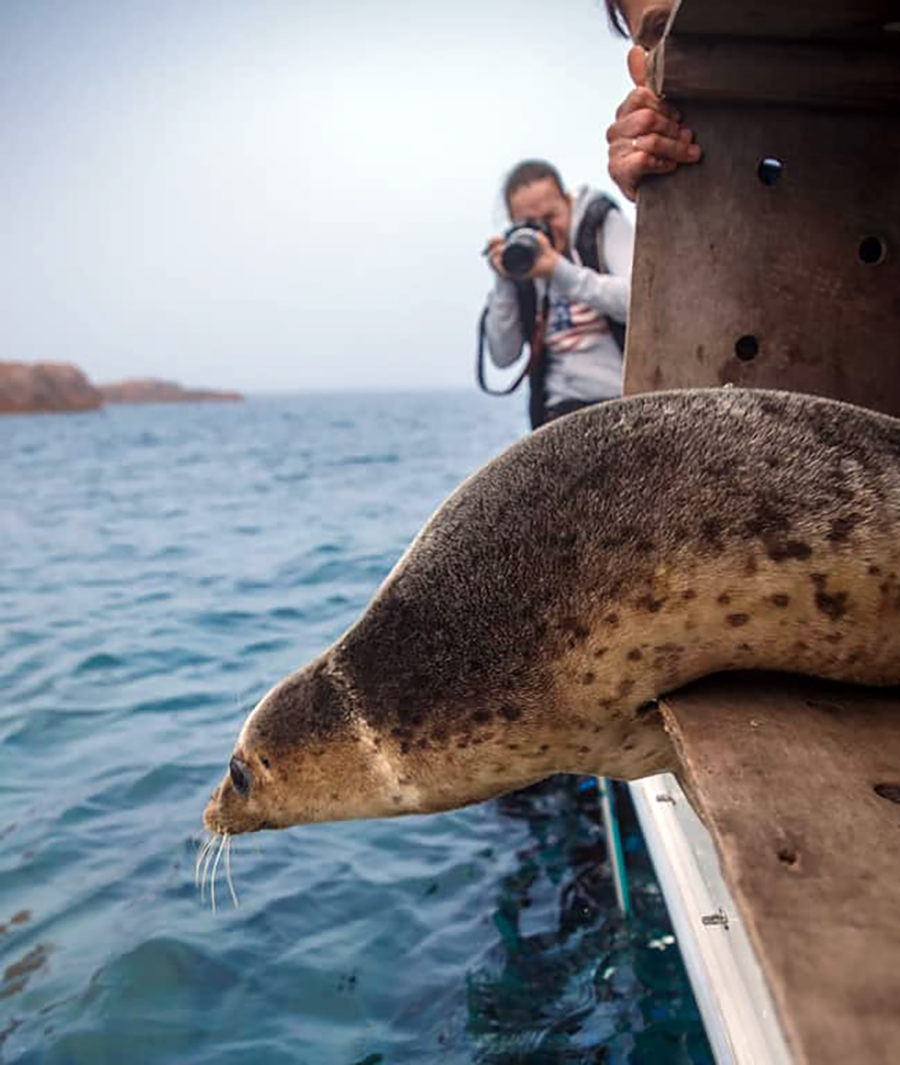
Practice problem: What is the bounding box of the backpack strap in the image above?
[574,194,627,354]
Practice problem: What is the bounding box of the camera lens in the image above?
[501,242,537,279]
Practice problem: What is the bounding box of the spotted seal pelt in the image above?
[203,388,900,837]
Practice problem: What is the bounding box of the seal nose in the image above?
[229,756,253,797]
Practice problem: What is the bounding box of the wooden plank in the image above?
[659,674,900,1065]
[623,105,900,415]
[668,0,900,42]
[649,37,900,111]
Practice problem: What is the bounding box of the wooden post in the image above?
[622,2,900,1061]
[624,0,900,415]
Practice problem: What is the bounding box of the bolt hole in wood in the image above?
[873,782,900,804]
[858,236,887,266]
[777,847,800,869]
[734,334,759,361]
[757,157,783,187]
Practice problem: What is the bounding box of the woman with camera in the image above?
[480,159,633,429]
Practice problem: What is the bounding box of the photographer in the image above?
[479,159,633,429]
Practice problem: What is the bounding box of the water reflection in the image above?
[466,777,713,1063]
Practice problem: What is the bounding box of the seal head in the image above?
[204,661,412,832]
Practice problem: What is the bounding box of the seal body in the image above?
[204,388,900,836]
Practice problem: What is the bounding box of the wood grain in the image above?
[650,37,900,112]
[623,106,900,413]
[660,674,900,1065]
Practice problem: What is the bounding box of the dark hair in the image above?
[503,160,566,214]
[604,0,630,38]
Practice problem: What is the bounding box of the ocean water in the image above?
[0,392,711,1065]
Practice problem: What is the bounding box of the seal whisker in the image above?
[195,836,212,890]
[210,833,227,913]
[224,834,240,909]
[194,835,215,889]
[200,835,218,904]
[193,839,204,887]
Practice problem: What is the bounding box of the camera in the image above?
[500,219,553,279]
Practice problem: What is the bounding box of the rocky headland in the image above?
[0,361,103,415]
[0,362,242,415]
[99,379,243,405]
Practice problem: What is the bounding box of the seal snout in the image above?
[229,756,253,797]
[202,751,265,836]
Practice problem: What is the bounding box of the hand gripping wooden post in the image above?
[623,3,900,1062]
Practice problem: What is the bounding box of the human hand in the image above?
[485,235,509,278]
[527,230,560,280]
[605,47,702,201]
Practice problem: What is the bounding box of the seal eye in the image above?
[259,754,271,770]
[229,757,252,797]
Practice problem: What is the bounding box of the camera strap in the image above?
[476,283,549,397]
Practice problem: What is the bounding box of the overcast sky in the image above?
[0,0,634,392]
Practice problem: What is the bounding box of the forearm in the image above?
[553,208,633,324]
[484,278,526,367]
[552,258,630,324]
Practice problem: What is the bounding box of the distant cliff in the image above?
[0,363,243,415]
[0,361,103,414]
[99,379,243,405]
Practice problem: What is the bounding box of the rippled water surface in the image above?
[0,393,711,1064]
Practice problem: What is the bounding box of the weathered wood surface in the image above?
[660,674,900,1065]
[650,37,900,112]
[627,0,900,408]
[623,106,900,414]
[666,0,900,42]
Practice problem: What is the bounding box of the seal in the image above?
[203,388,900,837]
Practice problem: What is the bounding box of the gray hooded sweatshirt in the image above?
[483,186,633,410]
